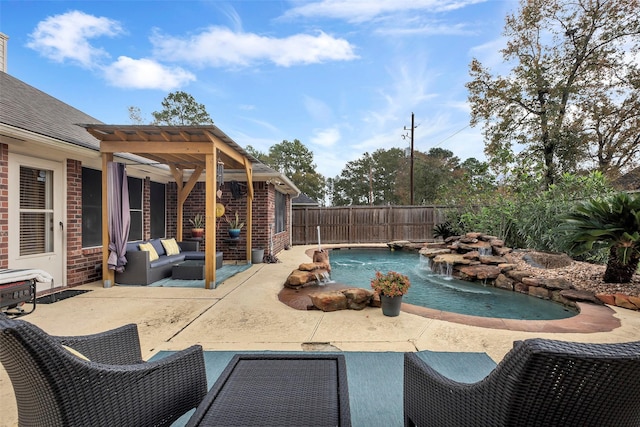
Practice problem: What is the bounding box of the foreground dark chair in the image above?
[404,338,640,427]
[0,314,208,427]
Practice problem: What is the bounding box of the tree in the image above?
[467,0,640,187]
[244,145,269,164]
[582,90,640,179]
[331,148,405,206]
[562,192,640,283]
[434,157,497,206]
[151,91,213,125]
[413,148,461,205]
[128,106,146,125]
[262,139,326,203]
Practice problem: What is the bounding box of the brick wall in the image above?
[167,180,291,261]
[0,143,7,268]
[5,155,293,284]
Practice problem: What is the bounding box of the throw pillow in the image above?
[161,238,181,256]
[62,345,90,361]
[138,242,159,261]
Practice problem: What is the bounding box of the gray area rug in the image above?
[153,350,497,426]
[148,264,251,288]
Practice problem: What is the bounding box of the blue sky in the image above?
[1,0,517,179]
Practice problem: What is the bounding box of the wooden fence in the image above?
[292,206,449,245]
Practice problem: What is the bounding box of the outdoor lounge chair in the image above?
[404,338,640,427]
[0,314,208,427]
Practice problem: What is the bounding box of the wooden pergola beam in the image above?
[90,125,255,289]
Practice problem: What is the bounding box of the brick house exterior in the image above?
[1,70,299,293]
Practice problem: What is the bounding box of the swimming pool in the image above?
[328,248,577,320]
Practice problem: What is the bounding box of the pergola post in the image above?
[101,152,114,287]
[86,125,255,289]
[205,151,217,288]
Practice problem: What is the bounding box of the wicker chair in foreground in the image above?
[404,338,640,427]
[0,314,208,427]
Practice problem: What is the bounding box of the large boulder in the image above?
[309,288,375,312]
[309,291,348,312]
[457,264,502,280]
[522,252,573,269]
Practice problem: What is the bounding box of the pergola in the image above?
[82,124,256,289]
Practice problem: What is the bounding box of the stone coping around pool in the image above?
[277,282,621,333]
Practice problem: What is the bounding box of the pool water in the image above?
[328,248,577,320]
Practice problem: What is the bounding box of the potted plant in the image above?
[225,211,245,238]
[189,213,205,238]
[370,270,411,317]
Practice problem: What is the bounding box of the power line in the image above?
[429,124,470,149]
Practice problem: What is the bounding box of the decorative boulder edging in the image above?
[284,250,331,289]
[414,233,638,311]
[284,239,639,312]
[309,288,374,312]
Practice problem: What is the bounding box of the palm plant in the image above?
[433,221,455,240]
[562,192,640,283]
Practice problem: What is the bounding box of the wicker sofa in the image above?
[404,338,640,427]
[115,238,222,285]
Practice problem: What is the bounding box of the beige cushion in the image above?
[161,238,181,256]
[62,345,90,361]
[138,242,159,261]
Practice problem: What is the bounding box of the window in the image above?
[150,181,166,238]
[128,176,143,241]
[20,166,54,255]
[275,191,286,233]
[82,167,102,247]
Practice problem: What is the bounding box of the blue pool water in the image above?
[328,248,577,320]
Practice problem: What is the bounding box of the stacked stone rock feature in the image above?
[284,250,331,289]
[418,233,603,309]
[283,250,376,312]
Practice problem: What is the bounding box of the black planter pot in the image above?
[380,295,403,317]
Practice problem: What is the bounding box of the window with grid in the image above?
[275,191,286,233]
[128,176,143,241]
[150,181,166,238]
[20,166,53,255]
[82,167,102,247]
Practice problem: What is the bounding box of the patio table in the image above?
[186,353,351,426]
[172,260,205,280]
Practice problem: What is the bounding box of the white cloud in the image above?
[103,57,196,90]
[282,0,487,24]
[376,21,474,36]
[310,127,341,147]
[27,10,123,68]
[303,96,334,122]
[150,27,358,68]
[362,56,438,130]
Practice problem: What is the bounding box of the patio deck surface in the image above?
[2,244,639,427]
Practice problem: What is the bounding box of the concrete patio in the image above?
[2,244,640,427]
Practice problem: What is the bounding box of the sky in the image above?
[0,0,518,179]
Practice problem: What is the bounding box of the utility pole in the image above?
[402,112,416,205]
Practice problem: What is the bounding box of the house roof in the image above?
[0,71,300,196]
[0,71,102,149]
[292,192,319,206]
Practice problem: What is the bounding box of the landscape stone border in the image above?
[283,236,639,312]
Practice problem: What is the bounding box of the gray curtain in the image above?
[107,162,131,272]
